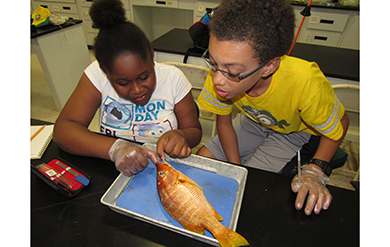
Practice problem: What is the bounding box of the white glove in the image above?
[108,139,158,176]
[291,165,332,215]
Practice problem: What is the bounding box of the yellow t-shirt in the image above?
[197,55,345,141]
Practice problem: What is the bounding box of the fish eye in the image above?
[158,171,165,177]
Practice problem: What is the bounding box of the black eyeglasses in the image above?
[202,49,265,82]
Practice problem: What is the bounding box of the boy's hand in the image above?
[156,130,191,161]
[291,165,332,215]
[108,139,159,176]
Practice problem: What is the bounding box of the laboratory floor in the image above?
[31,51,359,191]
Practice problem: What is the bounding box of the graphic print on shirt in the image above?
[103,100,132,128]
[242,105,291,129]
[100,96,172,142]
[134,123,165,140]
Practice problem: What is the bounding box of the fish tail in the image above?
[214,227,249,247]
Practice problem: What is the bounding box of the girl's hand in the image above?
[108,139,159,176]
[156,130,192,161]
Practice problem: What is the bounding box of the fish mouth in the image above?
[163,160,171,166]
[156,160,171,168]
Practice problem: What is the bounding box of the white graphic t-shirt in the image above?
[85,61,192,143]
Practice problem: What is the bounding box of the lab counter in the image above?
[31,19,91,111]
[31,19,83,39]
[151,28,359,82]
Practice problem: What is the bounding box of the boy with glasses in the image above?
[197,0,349,216]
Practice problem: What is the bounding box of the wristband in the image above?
[309,158,332,176]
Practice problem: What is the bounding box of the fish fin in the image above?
[177,172,203,190]
[214,227,249,247]
[181,222,206,235]
[210,205,224,221]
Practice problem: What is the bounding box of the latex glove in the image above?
[108,139,159,176]
[156,130,191,161]
[291,165,332,215]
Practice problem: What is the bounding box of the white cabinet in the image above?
[31,23,91,111]
[130,0,195,41]
[339,11,359,49]
[129,0,218,41]
[293,6,359,49]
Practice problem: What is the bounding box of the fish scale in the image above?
[166,183,212,227]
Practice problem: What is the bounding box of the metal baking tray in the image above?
[101,143,247,246]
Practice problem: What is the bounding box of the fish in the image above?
[156,160,249,247]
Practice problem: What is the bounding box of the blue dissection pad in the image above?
[115,160,239,238]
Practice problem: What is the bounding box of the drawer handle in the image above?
[314,36,328,41]
[156,1,166,4]
[320,19,334,25]
[63,6,71,10]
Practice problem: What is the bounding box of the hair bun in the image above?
[89,0,127,30]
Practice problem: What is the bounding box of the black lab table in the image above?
[31,119,359,247]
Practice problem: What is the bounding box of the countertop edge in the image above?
[31,19,83,39]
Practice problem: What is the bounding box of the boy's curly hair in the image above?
[209,0,295,64]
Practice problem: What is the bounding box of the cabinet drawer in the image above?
[33,2,79,15]
[305,10,349,32]
[147,0,178,8]
[133,0,179,8]
[32,0,76,3]
[78,0,129,9]
[297,29,342,47]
